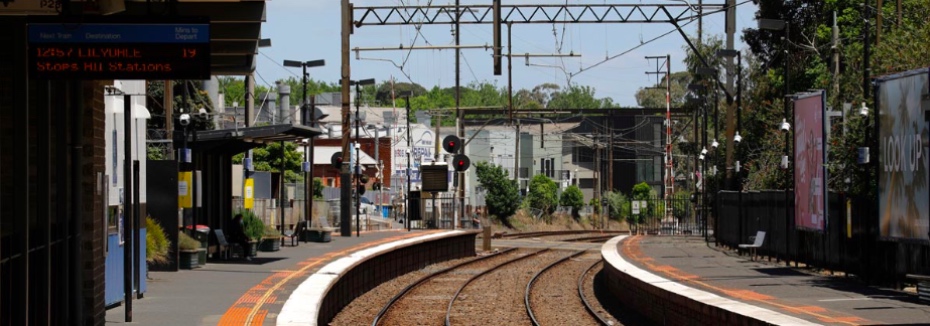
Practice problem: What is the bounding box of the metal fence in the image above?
[715,190,930,285]
[630,196,702,235]
[404,193,477,230]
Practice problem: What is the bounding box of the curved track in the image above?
[578,260,614,325]
[501,230,623,240]
[444,249,554,326]
[526,250,609,326]
[371,248,518,325]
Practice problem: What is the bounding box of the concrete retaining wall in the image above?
[600,236,818,326]
[277,231,477,326]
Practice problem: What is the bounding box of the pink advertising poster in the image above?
[794,92,825,231]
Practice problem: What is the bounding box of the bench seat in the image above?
[738,231,766,261]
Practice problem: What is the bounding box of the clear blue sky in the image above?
[255,0,759,107]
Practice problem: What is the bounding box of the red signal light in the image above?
[442,135,461,153]
[452,154,470,171]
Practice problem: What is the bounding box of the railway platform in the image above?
[608,235,930,325]
[104,226,441,326]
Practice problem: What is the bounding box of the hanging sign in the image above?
[27,19,210,79]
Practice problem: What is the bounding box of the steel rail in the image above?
[371,247,519,326]
[578,260,612,325]
[444,248,551,326]
[524,250,588,326]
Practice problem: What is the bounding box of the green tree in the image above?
[513,83,560,109]
[605,191,628,221]
[526,174,559,214]
[547,85,614,109]
[313,178,324,199]
[475,161,521,226]
[630,182,657,225]
[460,81,507,107]
[559,185,584,218]
[375,80,427,104]
[232,142,304,183]
[635,71,691,108]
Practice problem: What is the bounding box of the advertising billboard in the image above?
[794,91,826,231]
[878,68,929,240]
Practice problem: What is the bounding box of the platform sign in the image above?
[27,21,210,79]
[178,171,192,208]
[244,178,254,209]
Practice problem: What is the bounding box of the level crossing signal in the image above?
[453,154,470,172]
[331,152,343,169]
[442,135,462,153]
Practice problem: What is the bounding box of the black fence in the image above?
[632,196,703,235]
[405,192,477,230]
[715,190,930,285]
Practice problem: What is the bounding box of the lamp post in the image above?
[351,78,375,236]
[283,59,324,239]
[687,82,707,239]
[696,67,720,241]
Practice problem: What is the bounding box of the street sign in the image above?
[27,20,210,79]
[632,201,641,215]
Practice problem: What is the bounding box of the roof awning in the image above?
[188,124,323,155]
[121,0,267,75]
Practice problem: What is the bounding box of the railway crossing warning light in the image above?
[442,135,462,154]
[453,154,471,172]
[331,152,343,169]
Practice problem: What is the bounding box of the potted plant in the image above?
[145,216,171,270]
[258,225,282,252]
[178,231,202,269]
[239,210,263,257]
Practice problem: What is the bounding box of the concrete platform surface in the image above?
[620,235,930,325]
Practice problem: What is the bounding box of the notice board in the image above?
[27,17,210,80]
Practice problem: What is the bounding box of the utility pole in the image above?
[340,0,352,237]
[594,134,601,229]
[515,121,521,183]
[608,112,614,194]
[722,0,737,190]
[455,0,465,228]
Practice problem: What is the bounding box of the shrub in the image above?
[263,225,282,239]
[560,185,584,218]
[145,216,171,264]
[177,232,199,251]
[236,209,264,241]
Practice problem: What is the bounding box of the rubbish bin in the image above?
[191,226,210,265]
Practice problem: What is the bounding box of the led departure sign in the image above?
[28,22,210,80]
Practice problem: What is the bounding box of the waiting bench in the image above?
[304,217,335,243]
[214,229,244,260]
[738,231,766,261]
[906,274,930,304]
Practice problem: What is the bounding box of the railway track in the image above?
[526,250,612,326]
[499,230,623,240]
[331,242,641,325]
[372,248,521,326]
[444,249,562,325]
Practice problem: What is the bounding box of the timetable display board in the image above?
[27,21,210,80]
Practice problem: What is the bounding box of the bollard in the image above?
[482,226,491,251]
